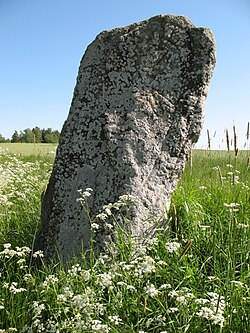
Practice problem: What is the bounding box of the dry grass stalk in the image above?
[179,239,193,259]
[207,129,211,150]
[172,203,179,235]
[217,166,223,185]
[215,294,222,314]
[247,122,250,149]
[225,128,230,151]
[233,124,238,157]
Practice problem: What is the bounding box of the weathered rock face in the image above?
[35,15,216,262]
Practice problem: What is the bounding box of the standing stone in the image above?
[35,15,216,262]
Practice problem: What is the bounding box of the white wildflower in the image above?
[165,241,181,254]
[96,213,108,221]
[15,246,32,256]
[224,202,240,208]
[196,307,225,327]
[72,294,86,310]
[155,315,166,324]
[33,301,45,317]
[63,287,74,299]
[145,284,159,298]
[119,194,137,204]
[126,285,136,291]
[207,276,219,281]
[147,237,159,247]
[68,263,82,276]
[195,292,226,327]
[95,302,105,316]
[105,223,113,229]
[91,320,110,332]
[136,255,156,276]
[168,288,194,304]
[159,284,171,290]
[117,281,127,286]
[176,295,188,304]
[236,223,249,229]
[81,269,91,281]
[41,274,58,288]
[77,188,93,202]
[57,294,67,302]
[17,258,27,269]
[167,307,179,313]
[103,204,112,216]
[91,223,99,231]
[97,272,113,289]
[231,280,245,288]
[207,291,221,299]
[199,225,211,231]
[168,290,178,297]
[4,282,27,294]
[32,250,44,258]
[108,315,123,325]
[195,298,210,305]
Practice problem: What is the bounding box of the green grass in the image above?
[0,147,249,332]
[0,143,57,157]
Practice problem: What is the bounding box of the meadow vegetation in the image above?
[0,143,57,158]
[0,144,249,332]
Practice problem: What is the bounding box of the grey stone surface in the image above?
[34,14,216,262]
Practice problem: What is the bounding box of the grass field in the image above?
[0,143,57,157]
[0,144,249,332]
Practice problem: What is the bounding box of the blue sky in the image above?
[1,0,249,149]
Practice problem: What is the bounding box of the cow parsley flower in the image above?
[97,272,114,289]
[3,282,26,294]
[91,223,100,231]
[32,250,44,258]
[230,280,245,288]
[196,292,226,327]
[165,241,181,253]
[41,274,59,289]
[145,283,159,298]
[68,263,82,276]
[167,307,179,313]
[108,315,123,325]
[90,320,110,332]
[32,301,45,317]
[77,187,93,202]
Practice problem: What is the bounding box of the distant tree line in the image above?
[0,127,61,143]
[0,133,8,143]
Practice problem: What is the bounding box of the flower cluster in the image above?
[165,240,181,254]
[76,188,93,203]
[196,292,226,327]
[95,194,137,222]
